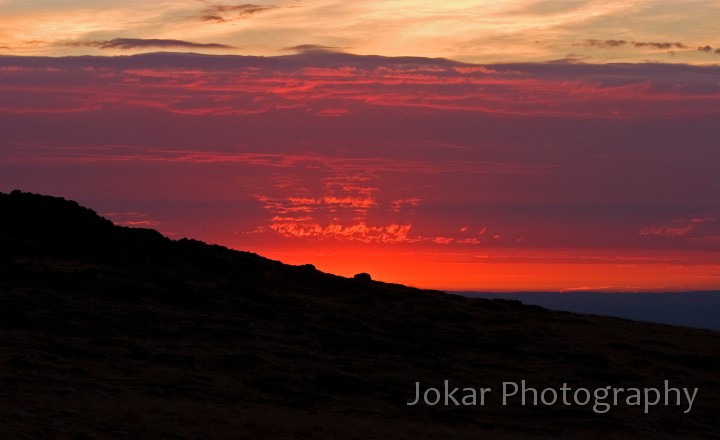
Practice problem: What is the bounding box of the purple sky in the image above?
[2,53,719,290]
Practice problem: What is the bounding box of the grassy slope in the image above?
[1,190,719,439]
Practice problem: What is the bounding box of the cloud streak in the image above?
[580,40,690,50]
[103,211,162,228]
[200,3,277,23]
[579,40,720,57]
[63,38,234,50]
[640,217,716,238]
[580,39,629,48]
[634,41,687,50]
[284,44,346,54]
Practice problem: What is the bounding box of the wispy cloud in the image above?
[266,220,415,244]
[578,39,720,58]
[63,38,234,50]
[284,44,346,54]
[103,211,162,228]
[390,198,421,213]
[580,39,628,48]
[255,173,418,243]
[250,163,513,246]
[696,46,720,55]
[634,41,687,50]
[580,39,688,50]
[200,3,277,23]
[640,217,716,238]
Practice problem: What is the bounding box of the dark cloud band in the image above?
[63,38,234,50]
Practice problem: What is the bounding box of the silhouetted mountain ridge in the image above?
[0,190,320,290]
[1,190,720,439]
[1,190,251,265]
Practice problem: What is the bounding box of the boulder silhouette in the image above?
[353,272,372,281]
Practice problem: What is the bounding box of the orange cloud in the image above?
[103,211,162,228]
[268,220,414,243]
[390,199,421,213]
[322,196,376,209]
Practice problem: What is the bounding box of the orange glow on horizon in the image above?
[239,243,720,292]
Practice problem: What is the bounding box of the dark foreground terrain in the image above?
[1,190,719,439]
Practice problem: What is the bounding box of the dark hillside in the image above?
[1,190,719,439]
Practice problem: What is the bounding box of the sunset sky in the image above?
[2,1,719,291]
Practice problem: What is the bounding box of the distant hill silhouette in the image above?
[1,190,719,439]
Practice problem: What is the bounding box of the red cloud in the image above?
[2,55,719,119]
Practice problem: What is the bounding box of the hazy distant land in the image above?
[457,292,720,330]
